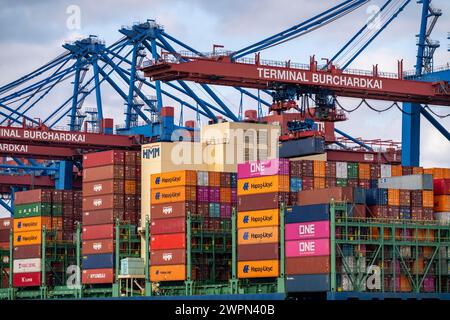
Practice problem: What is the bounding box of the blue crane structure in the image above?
[0,0,448,214]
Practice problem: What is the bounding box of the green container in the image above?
[52,204,63,216]
[347,162,359,179]
[14,203,52,218]
[336,178,348,187]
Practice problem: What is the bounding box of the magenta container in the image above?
[423,276,435,292]
[208,187,220,203]
[285,221,330,241]
[231,189,237,203]
[220,204,232,218]
[238,159,289,179]
[197,187,209,202]
[286,238,330,257]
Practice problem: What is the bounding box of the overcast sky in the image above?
[0,0,449,170]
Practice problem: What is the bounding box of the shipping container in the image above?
[150,249,186,265]
[150,217,186,235]
[83,165,124,183]
[82,224,114,240]
[151,170,197,189]
[13,217,52,233]
[298,187,355,206]
[13,258,41,273]
[285,221,330,241]
[238,159,289,179]
[82,253,114,269]
[435,195,450,212]
[14,230,41,246]
[150,233,185,250]
[150,264,186,282]
[434,179,450,195]
[14,203,52,219]
[82,239,114,255]
[378,175,433,190]
[286,238,330,257]
[237,227,279,245]
[237,209,279,228]
[0,218,12,230]
[237,193,284,212]
[285,204,330,224]
[82,210,120,226]
[150,202,195,220]
[237,175,289,196]
[14,189,52,205]
[150,186,196,205]
[237,260,279,278]
[286,256,330,275]
[13,272,41,287]
[286,274,330,292]
[82,180,124,197]
[0,230,9,243]
[82,194,124,211]
[279,137,325,158]
[238,243,279,261]
[13,245,41,259]
[83,150,125,169]
[82,268,114,284]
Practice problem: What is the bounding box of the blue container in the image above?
[285,204,329,223]
[230,173,238,188]
[209,203,220,218]
[286,274,330,292]
[399,206,411,219]
[365,188,388,206]
[82,253,114,270]
[289,178,303,193]
[353,188,366,204]
[279,137,325,158]
[341,244,354,256]
[370,179,378,189]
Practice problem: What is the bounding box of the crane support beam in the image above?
[401,103,421,166]
[143,57,450,106]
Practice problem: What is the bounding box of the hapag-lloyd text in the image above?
[257,67,383,90]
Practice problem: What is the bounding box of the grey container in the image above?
[377,174,433,190]
[120,257,145,276]
[286,274,330,292]
[279,137,325,159]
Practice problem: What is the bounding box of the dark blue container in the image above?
[82,253,114,270]
[370,179,378,189]
[286,274,330,292]
[230,173,238,188]
[353,188,366,204]
[285,204,329,223]
[366,188,388,206]
[279,137,325,158]
[399,206,411,219]
[342,244,354,256]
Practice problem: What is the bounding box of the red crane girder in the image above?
[143,56,450,106]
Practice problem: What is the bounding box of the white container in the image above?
[336,162,348,179]
[378,174,433,190]
[434,212,450,226]
[341,274,353,291]
[13,258,41,273]
[400,246,412,259]
[380,164,392,178]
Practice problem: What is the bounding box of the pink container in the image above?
[197,187,209,202]
[285,221,330,241]
[238,159,289,179]
[423,276,435,292]
[286,238,330,257]
[208,187,220,202]
[220,204,232,218]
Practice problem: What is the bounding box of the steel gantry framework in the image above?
[0,0,448,211]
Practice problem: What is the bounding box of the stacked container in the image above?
[237,159,289,279]
[82,150,141,284]
[434,178,450,224]
[0,218,11,250]
[12,189,53,287]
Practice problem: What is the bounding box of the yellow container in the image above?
[14,230,42,246]
[150,265,186,282]
[13,217,52,233]
[237,209,279,229]
[238,260,279,278]
[150,170,197,189]
[237,175,289,196]
[238,226,279,245]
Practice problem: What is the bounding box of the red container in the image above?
[388,206,399,219]
[302,177,314,191]
[238,193,283,212]
[13,245,41,259]
[325,178,336,189]
[238,243,279,261]
[298,187,354,205]
[411,207,422,220]
[399,190,411,206]
[410,190,423,207]
[82,224,114,240]
[82,239,114,255]
[13,272,41,287]
[150,202,195,220]
[82,194,124,211]
[150,248,186,265]
[369,205,388,219]
[82,180,124,197]
[286,256,330,275]
[14,189,52,205]
[358,179,370,190]
[0,230,9,242]
[370,164,381,179]
[83,150,125,169]
[0,218,12,230]
[325,162,336,178]
[434,179,450,195]
[150,233,185,250]
[83,165,124,182]
[151,217,186,235]
[82,268,114,284]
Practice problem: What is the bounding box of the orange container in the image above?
[358,163,370,180]
[13,217,52,233]
[237,175,289,196]
[124,180,136,194]
[208,172,221,187]
[423,168,433,176]
[150,265,186,282]
[422,191,434,208]
[388,189,400,206]
[400,275,412,292]
[313,177,326,189]
[414,229,435,242]
[238,260,279,279]
[434,195,450,212]
[412,258,424,274]
[412,167,424,175]
[391,165,402,177]
[313,161,326,178]
[51,217,63,230]
[370,227,390,240]
[237,209,280,228]
[238,226,279,245]
[423,247,434,259]
[150,186,196,204]
[151,170,197,189]
[220,188,232,203]
[14,230,42,246]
